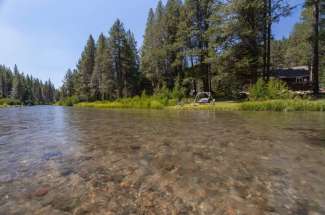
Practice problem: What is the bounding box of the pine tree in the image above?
[33,79,43,104]
[11,65,24,101]
[141,1,167,90]
[162,0,183,89]
[125,30,140,96]
[271,38,288,68]
[78,35,96,100]
[310,0,320,94]
[320,0,325,88]
[0,64,56,104]
[152,0,166,89]
[91,33,108,100]
[285,7,313,67]
[263,0,292,80]
[25,74,34,104]
[63,69,75,97]
[177,0,214,92]
[208,0,265,96]
[107,19,130,98]
[141,8,156,90]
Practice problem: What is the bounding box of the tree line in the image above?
[60,0,324,101]
[0,64,56,105]
[60,19,140,101]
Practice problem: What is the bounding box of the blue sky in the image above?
[0,0,305,87]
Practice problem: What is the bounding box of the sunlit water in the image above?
[0,106,325,215]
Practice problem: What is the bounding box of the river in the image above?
[0,106,325,214]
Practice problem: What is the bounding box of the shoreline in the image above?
[74,99,325,112]
[3,99,325,112]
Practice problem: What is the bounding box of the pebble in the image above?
[33,187,49,197]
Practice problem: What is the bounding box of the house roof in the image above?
[271,68,310,78]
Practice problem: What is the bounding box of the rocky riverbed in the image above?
[0,107,325,214]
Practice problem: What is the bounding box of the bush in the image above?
[0,98,22,106]
[171,85,183,101]
[240,99,325,112]
[56,96,79,106]
[248,79,292,101]
[211,75,242,99]
[76,93,178,110]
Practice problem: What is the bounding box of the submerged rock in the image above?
[42,152,63,161]
[33,187,49,197]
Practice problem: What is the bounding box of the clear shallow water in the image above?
[0,106,325,215]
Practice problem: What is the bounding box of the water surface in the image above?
[0,106,325,214]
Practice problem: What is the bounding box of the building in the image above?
[271,66,312,90]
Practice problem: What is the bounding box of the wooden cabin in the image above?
[271,66,312,90]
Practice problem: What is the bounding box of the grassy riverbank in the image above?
[0,98,22,108]
[74,98,325,112]
[173,99,325,112]
[76,96,177,109]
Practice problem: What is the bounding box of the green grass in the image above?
[55,96,80,106]
[76,96,177,110]
[170,101,241,111]
[61,95,325,112]
[173,99,325,112]
[0,98,22,107]
[240,99,325,112]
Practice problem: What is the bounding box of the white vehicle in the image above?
[195,92,215,104]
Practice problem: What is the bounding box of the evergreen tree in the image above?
[209,0,265,95]
[140,8,156,90]
[107,19,136,98]
[162,0,183,89]
[78,35,96,100]
[125,30,140,96]
[177,0,213,92]
[320,1,325,87]
[310,0,320,94]
[271,38,288,68]
[0,64,55,104]
[141,1,167,90]
[285,7,313,67]
[63,69,75,97]
[91,33,109,100]
[11,65,25,101]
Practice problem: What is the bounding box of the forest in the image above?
[0,0,323,106]
[0,64,56,105]
[58,0,324,103]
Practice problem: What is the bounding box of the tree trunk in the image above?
[312,0,320,95]
[266,0,272,81]
[263,0,268,81]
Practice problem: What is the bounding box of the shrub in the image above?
[211,75,242,99]
[248,79,267,101]
[240,99,325,112]
[248,79,292,101]
[56,96,79,106]
[154,85,171,100]
[0,98,22,106]
[171,85,184,101]
[266,79,292,100]
[76,94,178,110]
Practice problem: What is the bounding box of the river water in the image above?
[0,106,325,215]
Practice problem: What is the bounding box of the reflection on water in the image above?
[0,106,325,214]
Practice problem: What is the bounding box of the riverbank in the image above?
[74,98,325,112]
[76,96,177,109]
[0,98,22,108]
[173,99,325,111]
